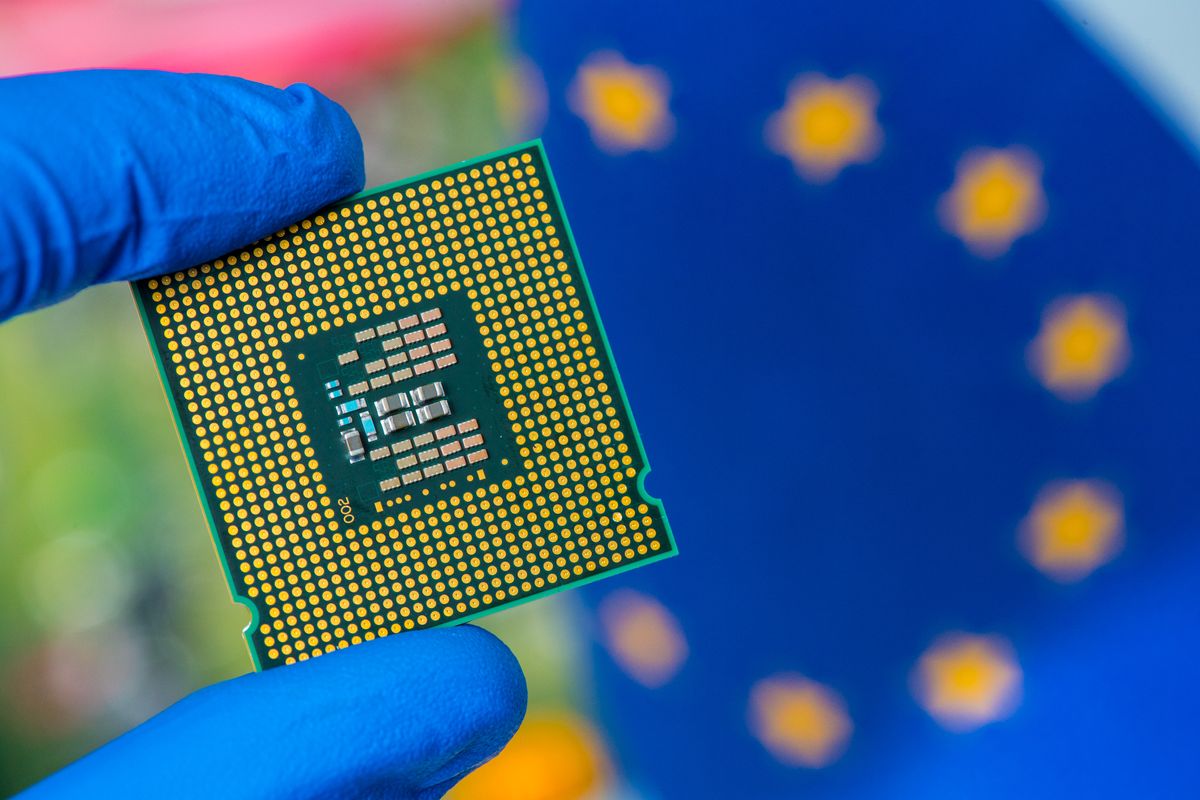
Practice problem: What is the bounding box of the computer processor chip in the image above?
[131,142,675,669]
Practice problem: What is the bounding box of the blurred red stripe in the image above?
[0,0,505,87]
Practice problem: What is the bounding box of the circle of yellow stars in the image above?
[462,49,1141,779]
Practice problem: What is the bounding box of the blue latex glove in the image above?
[2,70,527,797]
[0,69,361,318]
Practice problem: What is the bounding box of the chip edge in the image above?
[130,139,677,671]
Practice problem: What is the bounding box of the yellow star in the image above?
[450,713,610,800]
[1020,480,1123,582]
[598,589,687,688]
[912,633,1021,732]
[1028,294,1130,401]
[568,51,673,153]
[748,674,852,768]
[939,147,1046,257]
[766,74,882,183]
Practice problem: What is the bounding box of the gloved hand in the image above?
[2,70,527,798]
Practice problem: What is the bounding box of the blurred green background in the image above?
[0,18,607,796]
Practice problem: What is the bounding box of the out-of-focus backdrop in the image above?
[0,2,603,794]
[2,0,1200,797]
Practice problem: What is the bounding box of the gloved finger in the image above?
[18,626,527,800]
[0,69,364,321]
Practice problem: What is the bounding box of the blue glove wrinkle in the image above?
[0,70,365,321]
[0,139,68,320]
[19,626,526,800]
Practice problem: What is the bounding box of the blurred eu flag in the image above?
[512,0,1200,797]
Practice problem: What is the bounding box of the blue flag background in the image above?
[515,1,1200,796]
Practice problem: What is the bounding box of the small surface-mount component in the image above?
[430,339,452,354]
[396,454,419,470]
[418,448,440,463]
[440,440,462,457]
[376,321,398,336]
[324,379,341,390]
[348,381,369,396]
[415,399,451,425]
[341,429,365,463]
[425,322,448,338]
[337,416,352,427]
[392,368,413,383]
[403,329,426,345]
[467,449,489,464]
[410,382,444,405]
[434,425,457,441]
[375,393,409,416]
[380,411,415,435]
[327,388,344,399]
[354,329,377,344]
[412,432,435,447]
[461,433,484,450]
[413,361,435,376]
[423,463,446,478]
[409,344,431,360]
[398,314,420,329]
[386,353,407,367]
[401,470,422,486]
[365,359,386,375]
[337,351,360,366]
[445,455,467,471]
[420,308,442,323]
[435,354,458,369]
[369,446,390,462]
[456,419,479,434]
[391,439,413,455]
[382,336,405,352]
[369,374,392,390]
[359,412,378,442]
[379,477,401,492]
[336,398,367,416]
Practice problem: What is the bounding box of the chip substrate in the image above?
[132,142,675,669]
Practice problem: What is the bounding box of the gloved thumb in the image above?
[18,626,527,800]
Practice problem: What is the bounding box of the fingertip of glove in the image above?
[400,626,529,789]
[0,70,368,318]
[442,625,529,733]
[286,626,528,790]
[363,625,528,733]
[259,624,529,746]
[281,82,366,198]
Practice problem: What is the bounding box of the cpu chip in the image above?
[132,143,675,668]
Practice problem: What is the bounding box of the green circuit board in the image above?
[132,141,675,669]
